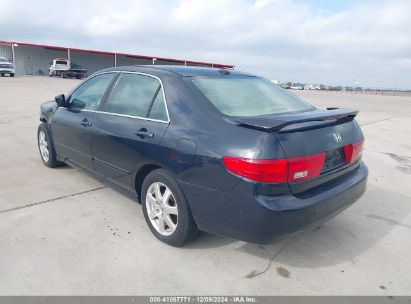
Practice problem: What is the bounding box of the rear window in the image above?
[191,76,313,117]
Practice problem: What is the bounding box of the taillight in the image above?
[222,153,326,183]
[223,139,364,184]
[344,138,364,164]
[287,153,326,182]
[222,157,288,183]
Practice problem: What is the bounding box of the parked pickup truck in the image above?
[49,58,87,79]
[0,57,15,77]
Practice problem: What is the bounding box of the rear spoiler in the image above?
[233,108,359,132]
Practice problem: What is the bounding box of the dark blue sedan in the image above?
[38,65,368,246]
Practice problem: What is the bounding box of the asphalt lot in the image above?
[0,76,410,295]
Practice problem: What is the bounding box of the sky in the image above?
[0,0,410,89]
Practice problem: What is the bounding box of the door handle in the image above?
[135,128,154,138]
[80,119,92,127]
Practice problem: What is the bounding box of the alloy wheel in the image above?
[39,130,49,162]
[145,182,178,236]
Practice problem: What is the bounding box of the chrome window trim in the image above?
[80,109,169,124]
[65,70,170,124]
[66,71,118,98]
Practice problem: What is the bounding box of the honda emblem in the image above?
[333,132,342,143]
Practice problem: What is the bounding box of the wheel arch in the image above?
[40,101,58,123]
[134,164,162,202]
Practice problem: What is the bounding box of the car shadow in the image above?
[184,231,237,249]
[54,164,71,170]
[186,184,411,268]
[53,163,411,268]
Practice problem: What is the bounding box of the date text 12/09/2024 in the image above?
[149,296,257,303]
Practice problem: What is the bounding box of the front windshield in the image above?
[191,76,313,117]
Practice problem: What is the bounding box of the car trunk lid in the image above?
[233,108,364,194]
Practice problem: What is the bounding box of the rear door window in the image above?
[148,89,168,121]
[104,73,167,121]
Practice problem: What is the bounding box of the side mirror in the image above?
[55,94,66,107]
[70,98,86,109]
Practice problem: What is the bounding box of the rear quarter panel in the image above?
[153,74,287,193]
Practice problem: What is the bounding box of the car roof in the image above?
[102,65,254,77]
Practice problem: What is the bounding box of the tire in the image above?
[37,123,63,168]
[141,169,198,246]
[0,73,4,77]
[10,73,14,77]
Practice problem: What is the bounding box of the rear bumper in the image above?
[182,162,368,243]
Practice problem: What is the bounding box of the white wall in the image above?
[0,44,213,77]
[116,55,152,66]
[70,51,114,75]
[13,45,67,76]
[0,45,13,62]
